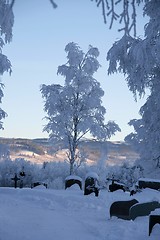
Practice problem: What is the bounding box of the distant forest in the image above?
[0,138,49,155]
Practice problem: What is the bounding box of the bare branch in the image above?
[107,0,119,29]
[130,0,137,36]
[10,0,15,9]
[91,0,109,24]
[49,0,58,9]
[91,0,143,37]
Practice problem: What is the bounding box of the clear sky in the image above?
[1,0,147,141]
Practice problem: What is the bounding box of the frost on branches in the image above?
[41,42,120,174]
[107,0,160,172]
[0,0,14,129]
[91,0,143,37]
[125,74,160,172]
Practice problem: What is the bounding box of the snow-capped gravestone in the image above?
[149,209,160,236]
[84,172,99,197]
[109,181,126,192]
[138,178,160,191]
[65,175,82,190]
[31,182,47,189]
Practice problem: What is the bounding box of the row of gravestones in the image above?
[65,172,100,196]
[64,173,136,196]
[64,174,139,196]
[110,199,160,236]
[11,172,126,193]
[65,174,160,236]
[11,172,99,191]
[109,178,160,237]
[11,172,160,195]
[11,173,48,189]
[11,172,99,192]
[110,199,160,221]
[29,174,160,194]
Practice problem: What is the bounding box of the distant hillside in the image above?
[80,140,139,166]
[0,138,139,166]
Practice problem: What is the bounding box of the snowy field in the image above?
[0,186,160,240]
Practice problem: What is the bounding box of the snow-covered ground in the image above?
[0,186,160,240]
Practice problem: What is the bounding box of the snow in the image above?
[85,171,99,179]
[0,187,160,240]
[139,178,160,183]
[65,175,82,182]
[152,208,160,215]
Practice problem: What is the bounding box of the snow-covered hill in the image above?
[0,138,139,166]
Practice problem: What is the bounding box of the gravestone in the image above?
[20,171,25,177]
[31,182,47,188]
[19,170,26,188]
[84,172,99,197]
[110,199,138,220]
[109,181,126,192]
[11,173,20,188]
[138,178,160,190]
[149,215,160,236]
[65,175,82,190]
[129,201,160,220]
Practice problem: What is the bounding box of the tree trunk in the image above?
[69,142,76,175]
[70,161,74,175]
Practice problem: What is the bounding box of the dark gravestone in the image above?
[110,199,138,220]
[19,171,26,188]
[11,173,20,188]
[129,201,160,220]
[109,182,126,192]
[20,171,25,177]
[65,178,82,190]
[84,177,99,197]
[138,178,160,190]
[31,182,47,188]
[149,215,160,236]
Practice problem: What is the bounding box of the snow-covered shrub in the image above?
[40,161,70,188]
[47,177,64,189]
[0,159,15,186]
[106,162,143,188]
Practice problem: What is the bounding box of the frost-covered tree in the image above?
[107,1,159,97]
[125,75,160,170]
[41,42,120,175]
[106,0,160,173]
[0,0,14,129]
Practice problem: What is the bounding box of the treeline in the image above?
[0,157,143,189]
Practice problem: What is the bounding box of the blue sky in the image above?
[1,0,147,141]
